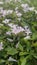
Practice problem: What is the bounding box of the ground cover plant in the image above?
[0,0,37,65]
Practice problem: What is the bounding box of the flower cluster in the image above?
[0,0,37,65]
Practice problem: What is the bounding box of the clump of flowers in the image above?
[0,0,37,65]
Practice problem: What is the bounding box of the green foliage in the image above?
[0,0,37,65]
[6,47,18,55]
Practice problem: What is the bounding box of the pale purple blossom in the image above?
[8,23,24,34]
[11,24,24,34]
[0,9,13,17]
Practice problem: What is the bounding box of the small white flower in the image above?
[15,7,18,11]
[15,9,22,17]
[24,36,30,39]
[7,38,13,42]
[24,26,29,29]
[16,12,22,17]
[6,31,11,35]
[16,42,19,48]
[8,23,13,28]
[7,10,13,14]
[3,19,11,24]
[34,10,37,14]
[21,3,29,12]
[21,4,35,12]
[21,3,29,8]
[0,2,4,5]
[25,29,32,35]
[0,42,3,51]
[15,10,18,14]
[0,9,13,17]
[29,7,34,11]
[18,18,21,21]
[8,57,17,62]
[24,26,32,35]
[2,10,7,17]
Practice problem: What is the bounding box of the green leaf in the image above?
[20,55,29,65]
[32,53,37,59]
[19,52,29,56]
[31,32,37,40]
[32,42,37,47]
[0,59,5,63]
[33,54,37,59]
[6,47,18,55]
[17,42,23,51]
